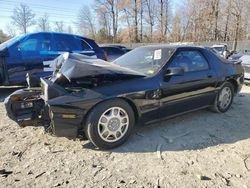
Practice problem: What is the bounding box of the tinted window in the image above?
[18,38,38,51]
[41,34,53,51]
[75,37,92,50]
[17,34,52,51]
[18,34,42,51]
[54,34,77,51]
[171,50,209,72]
[54,34,92,51]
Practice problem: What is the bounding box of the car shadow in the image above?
[82,92,250,153]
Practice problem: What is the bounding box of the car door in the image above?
[32,33,55,78]
[7,33,44,84]
[159,48,218,118]
[42,33,80,75]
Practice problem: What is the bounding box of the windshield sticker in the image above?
[154,49,162,60]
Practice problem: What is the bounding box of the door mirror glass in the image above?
[165,67,184,76]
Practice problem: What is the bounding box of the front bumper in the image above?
[48,105,85,139]
[4,88,86,139]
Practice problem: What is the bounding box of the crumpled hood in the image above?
[51,53,145,81]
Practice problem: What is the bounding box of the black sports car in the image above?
[4,45,244,149]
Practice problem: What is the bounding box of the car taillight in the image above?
[104,51,108,61]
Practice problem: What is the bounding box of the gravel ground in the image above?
[0,86,250,188]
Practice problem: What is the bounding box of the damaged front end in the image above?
[4,53,144,139]
[4,78,86,139]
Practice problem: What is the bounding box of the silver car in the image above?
[240,55,250,84]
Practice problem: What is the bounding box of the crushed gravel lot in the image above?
[0,86,250,187]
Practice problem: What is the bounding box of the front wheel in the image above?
[210,82,234,113]
[84,99,135,149]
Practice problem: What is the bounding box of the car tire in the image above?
[84,99,135,149]
[210,82,234,113]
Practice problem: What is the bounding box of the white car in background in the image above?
[229,49,250,85]
[212,44,228,58]
[240,55,250,84]
[212,44,227,54]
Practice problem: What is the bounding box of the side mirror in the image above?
[165,67,184,76]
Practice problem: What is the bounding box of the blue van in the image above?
[0,32,107,85]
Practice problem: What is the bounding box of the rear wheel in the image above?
[210,82,234,113]
[84,99,135,149]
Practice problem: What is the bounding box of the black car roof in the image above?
[138,44,206,50]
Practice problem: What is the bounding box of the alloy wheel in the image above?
[218,86,232,110]
[97,107,129,142]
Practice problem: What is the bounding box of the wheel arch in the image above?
[226,78,238,94]
[82,97,140,129]
[118,97,140,124]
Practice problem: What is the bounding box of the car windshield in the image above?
[0,35,24,51]
[113,47,175,76]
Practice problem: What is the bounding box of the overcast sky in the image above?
[0,0,183,35]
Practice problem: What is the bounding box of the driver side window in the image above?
[170,50,209,72]
[18,38,38,51]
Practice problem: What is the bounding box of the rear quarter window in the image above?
[73,37,92,51]
[53,34,94,51]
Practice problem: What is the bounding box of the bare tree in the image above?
[37,14,50,32]
[121,8,133,42]
[5,23,16,37]
[77,5,96,38]
[95,0,120,42]
[74,0,250,44]
[54,21,65,32]
[231,0,245,51]
[223,0,232,41]
[164,0,170,36]
[11,3,35,34]
[140,0,144,42]
[0,30,10,43]
[133,0,139,42]
[160,0,164,40]
[145,0,156,41]
[96,6,111,38]
[171,11,182,42]
[213,0,220,40]
[157,0,170,41]
[67,25,73,34]
[119,0,142,42]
